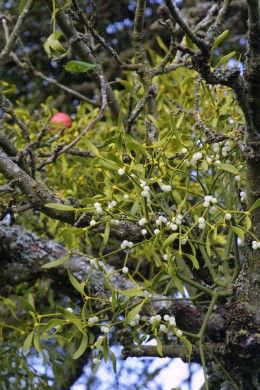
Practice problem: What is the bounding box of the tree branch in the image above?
[43,0,121,121]
[0,221,134,294]
[0,0,34,62]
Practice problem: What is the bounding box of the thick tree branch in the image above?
[122,343,194,361]
[0,221,134,294]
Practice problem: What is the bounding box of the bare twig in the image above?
[0,0,34,62]
[38,75,107,168]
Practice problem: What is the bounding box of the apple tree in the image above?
[0,1,259,389]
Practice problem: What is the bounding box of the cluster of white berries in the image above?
[110,218,120,225]
[107,200,117,209]
[163,315,176,326]
[118,167,125,176]
[149,314,176,327]
[203,195,217,208]
[100,325,110,334]
[198,217,206,230]
[156,215,168,225]
[173,214,183,225]
[140,179,151,202]
[166,213,183,231]
[212,143,220,153]
[252,241,260,250]
[88,316,99,326]
[129,314,140,327]
[160,183,172,192]
[149,314,162,324]
[221,140,232,157]
[224,213,232,221]
[94,201,103,214]
[159,324,168,333]
[240,191,246,203]
[191,151,203,164]
[168,223,178,231]
[122,266,129,274]
[120,240,134,249]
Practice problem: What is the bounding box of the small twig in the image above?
[164,0,209,52]
[0,0,34,61]
[28,61,100,106]
[126,94,150,133]
[171,100,227,142]
[38,75,107,169]
[77,20,139,71]
[0,94,31,142]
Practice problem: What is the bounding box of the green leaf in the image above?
[44,203,75,212]
[63,61,96,73]
[44,32,65,57]
[172,274,184,295]
[125,302,143,324]
[156,36,168,54]
[111,291,117,312]
[57,307,83,332]
[110,350,117,373]
[103,220,110,245]
[98,158,120,171]
[21,298,36,314]
[120,289,144,297]
[156,336,163,357]
[28,293,35,312]
[151,270,166,289]
[176,112,184,129]
[19,0,27,13]
[68,270,85,295]
[83,139,100,156]
[33,330,41,352]
[162,233,178,250]
[231,225,244,240]
[73,334,88,359]
[115,79,135,94]
[215,51,236,67]
[23,331,34,353]
[42,254,70,269]
[43,319,63,332]
[245,216,252,232]
[103,336,109,362]
[185,34,195,50]
[249,198,260,212]
[184,253,199,269]
[212,30,229,52]
[216,163,239,175]
[206,235,211,257]
[181,336,192,361]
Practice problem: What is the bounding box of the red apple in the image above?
[50,112,72,129]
